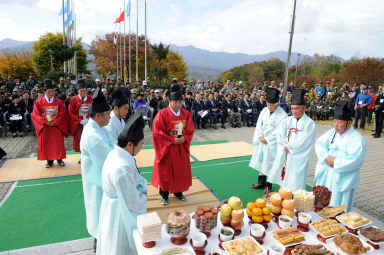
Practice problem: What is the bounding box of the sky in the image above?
[1,0,384,59]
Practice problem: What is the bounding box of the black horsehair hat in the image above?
[112,88,128,108]
[169,83,183,101]
[291,89,306,105]
[117,111,145,147]
[77,79,87,89]
[91,88,110,114]
[334,100,353,121]
[266,88,280,104]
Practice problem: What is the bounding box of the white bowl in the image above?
[219,227,234,242]
[278,215,293,228]
[192,232,206,247]
[250,223,265,237]
[269,243,284,255]
[298,212,311,224]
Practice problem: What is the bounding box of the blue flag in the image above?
[59,3,68,16]
[126,0,131,17]
[64,11,73,27]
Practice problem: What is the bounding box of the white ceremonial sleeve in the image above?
[287,120,316,154]
[333,136,366,173]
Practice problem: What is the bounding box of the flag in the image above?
[114,32,118,44]
[126,0,131,17]
[59,4,68,16]
[113,11,125,24]
[64,11,73,27]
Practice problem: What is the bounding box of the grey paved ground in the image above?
[0,122,383,254]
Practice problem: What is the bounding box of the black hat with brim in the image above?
[44,79,55,90]
[77,79,87,89]
[169,83,183,100]
[266,88,280,103]
[91,88,111,114]
[334,100,353,121]
[117,111,145,147]
[112,88,128,107]
[291,89,306,105]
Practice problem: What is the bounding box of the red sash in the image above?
[281,128,301,181]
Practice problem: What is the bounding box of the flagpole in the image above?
[116,26,119,78]
[120,20,123,79]
[144,0,147,82]
[129,13,131,83]
[123,0,126,83]
[62,0,66,73]
[74,12,77,76]
[136,0,139,82]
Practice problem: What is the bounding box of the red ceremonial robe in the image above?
[68,95,92,152]
[32,96,68,160]
[151,107,195,193]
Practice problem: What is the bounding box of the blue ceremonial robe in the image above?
[80,118,114,237]
[249,106,288,178]
[97,145,147,255]
[314,126,366,212]
[105,111,126,143]
[269,113,316,192]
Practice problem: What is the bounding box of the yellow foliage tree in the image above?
[0,52,34,81]
[162,51,188,81]
[221,71,233,83]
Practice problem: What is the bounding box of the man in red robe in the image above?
[68,79,92,156]
[151,83,195,205]
[32,79,68,168]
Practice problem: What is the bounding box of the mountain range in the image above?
[1,38,305,80]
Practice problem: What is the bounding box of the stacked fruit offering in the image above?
[269,187,295,218]
[219,196,244,231]
[246,198,272,225]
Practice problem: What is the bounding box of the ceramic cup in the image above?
[269,243,284,255]
[192,232,207,247]
[278,215,293,228]
[219,227,234,242]
[298,212,311,224]
[250,223,265,237]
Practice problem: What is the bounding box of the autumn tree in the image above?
[150,43,169,85]
[339,58,384,86]
[0,51,34,81]
[89,33,151,81]
[248,65,264,82]
[32,32,87,76]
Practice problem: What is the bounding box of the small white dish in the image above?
[219,227,234,242]
[269,241,285,255]
[298,212,311,224]
[250,223,265,237]
[279,215,293,228]
[191,232,206,247]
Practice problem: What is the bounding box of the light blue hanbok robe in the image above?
[105,111,126,143]
[80,118,114,237]
[97,145,148,255]
[269,113,316,192]
[249,106,288,178]
[314,126,366,212]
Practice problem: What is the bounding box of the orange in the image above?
[252,215,264,223]
[262,206,272,215]
[247,202,255,211]
[252,207,263,216]
[246,209,253,217]
[263,214,273,222]
[255,198,267,208]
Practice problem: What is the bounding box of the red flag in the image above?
[113,11,125,24]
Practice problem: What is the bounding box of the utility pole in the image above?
[282,0,297,103]
[294,53,301,87]
[144,0,147,82]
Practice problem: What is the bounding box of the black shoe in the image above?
[374,134,381,138]
[213,125,217,129]
[196,126,201,129]
[161,198,168,205]
[12,133,17,138]
[372,133,376,136]
[57,160,65,166]
[45,162,53,168]
[202,125,207,129]
[78,159,81,164]
[19,133,23,137]
[236,124,241,128]
[231,124,236,128]
[175,193,187,201]
[247,124,251,127]
[221,125,226,129]
[251,175,267,189]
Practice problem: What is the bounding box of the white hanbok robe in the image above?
[249,106,288,178]
[106,111,126,143]
[97,145,148,255]
[269,113,316,192]
[80,118,114,237]
[314,126,366,212]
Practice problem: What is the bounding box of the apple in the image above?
[230,219,244,230]
[220,214,231,225]
[228,196,243,210]
[231,209,244,221]
[220,204,232,217]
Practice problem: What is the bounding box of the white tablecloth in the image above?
[133,210,383,255]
